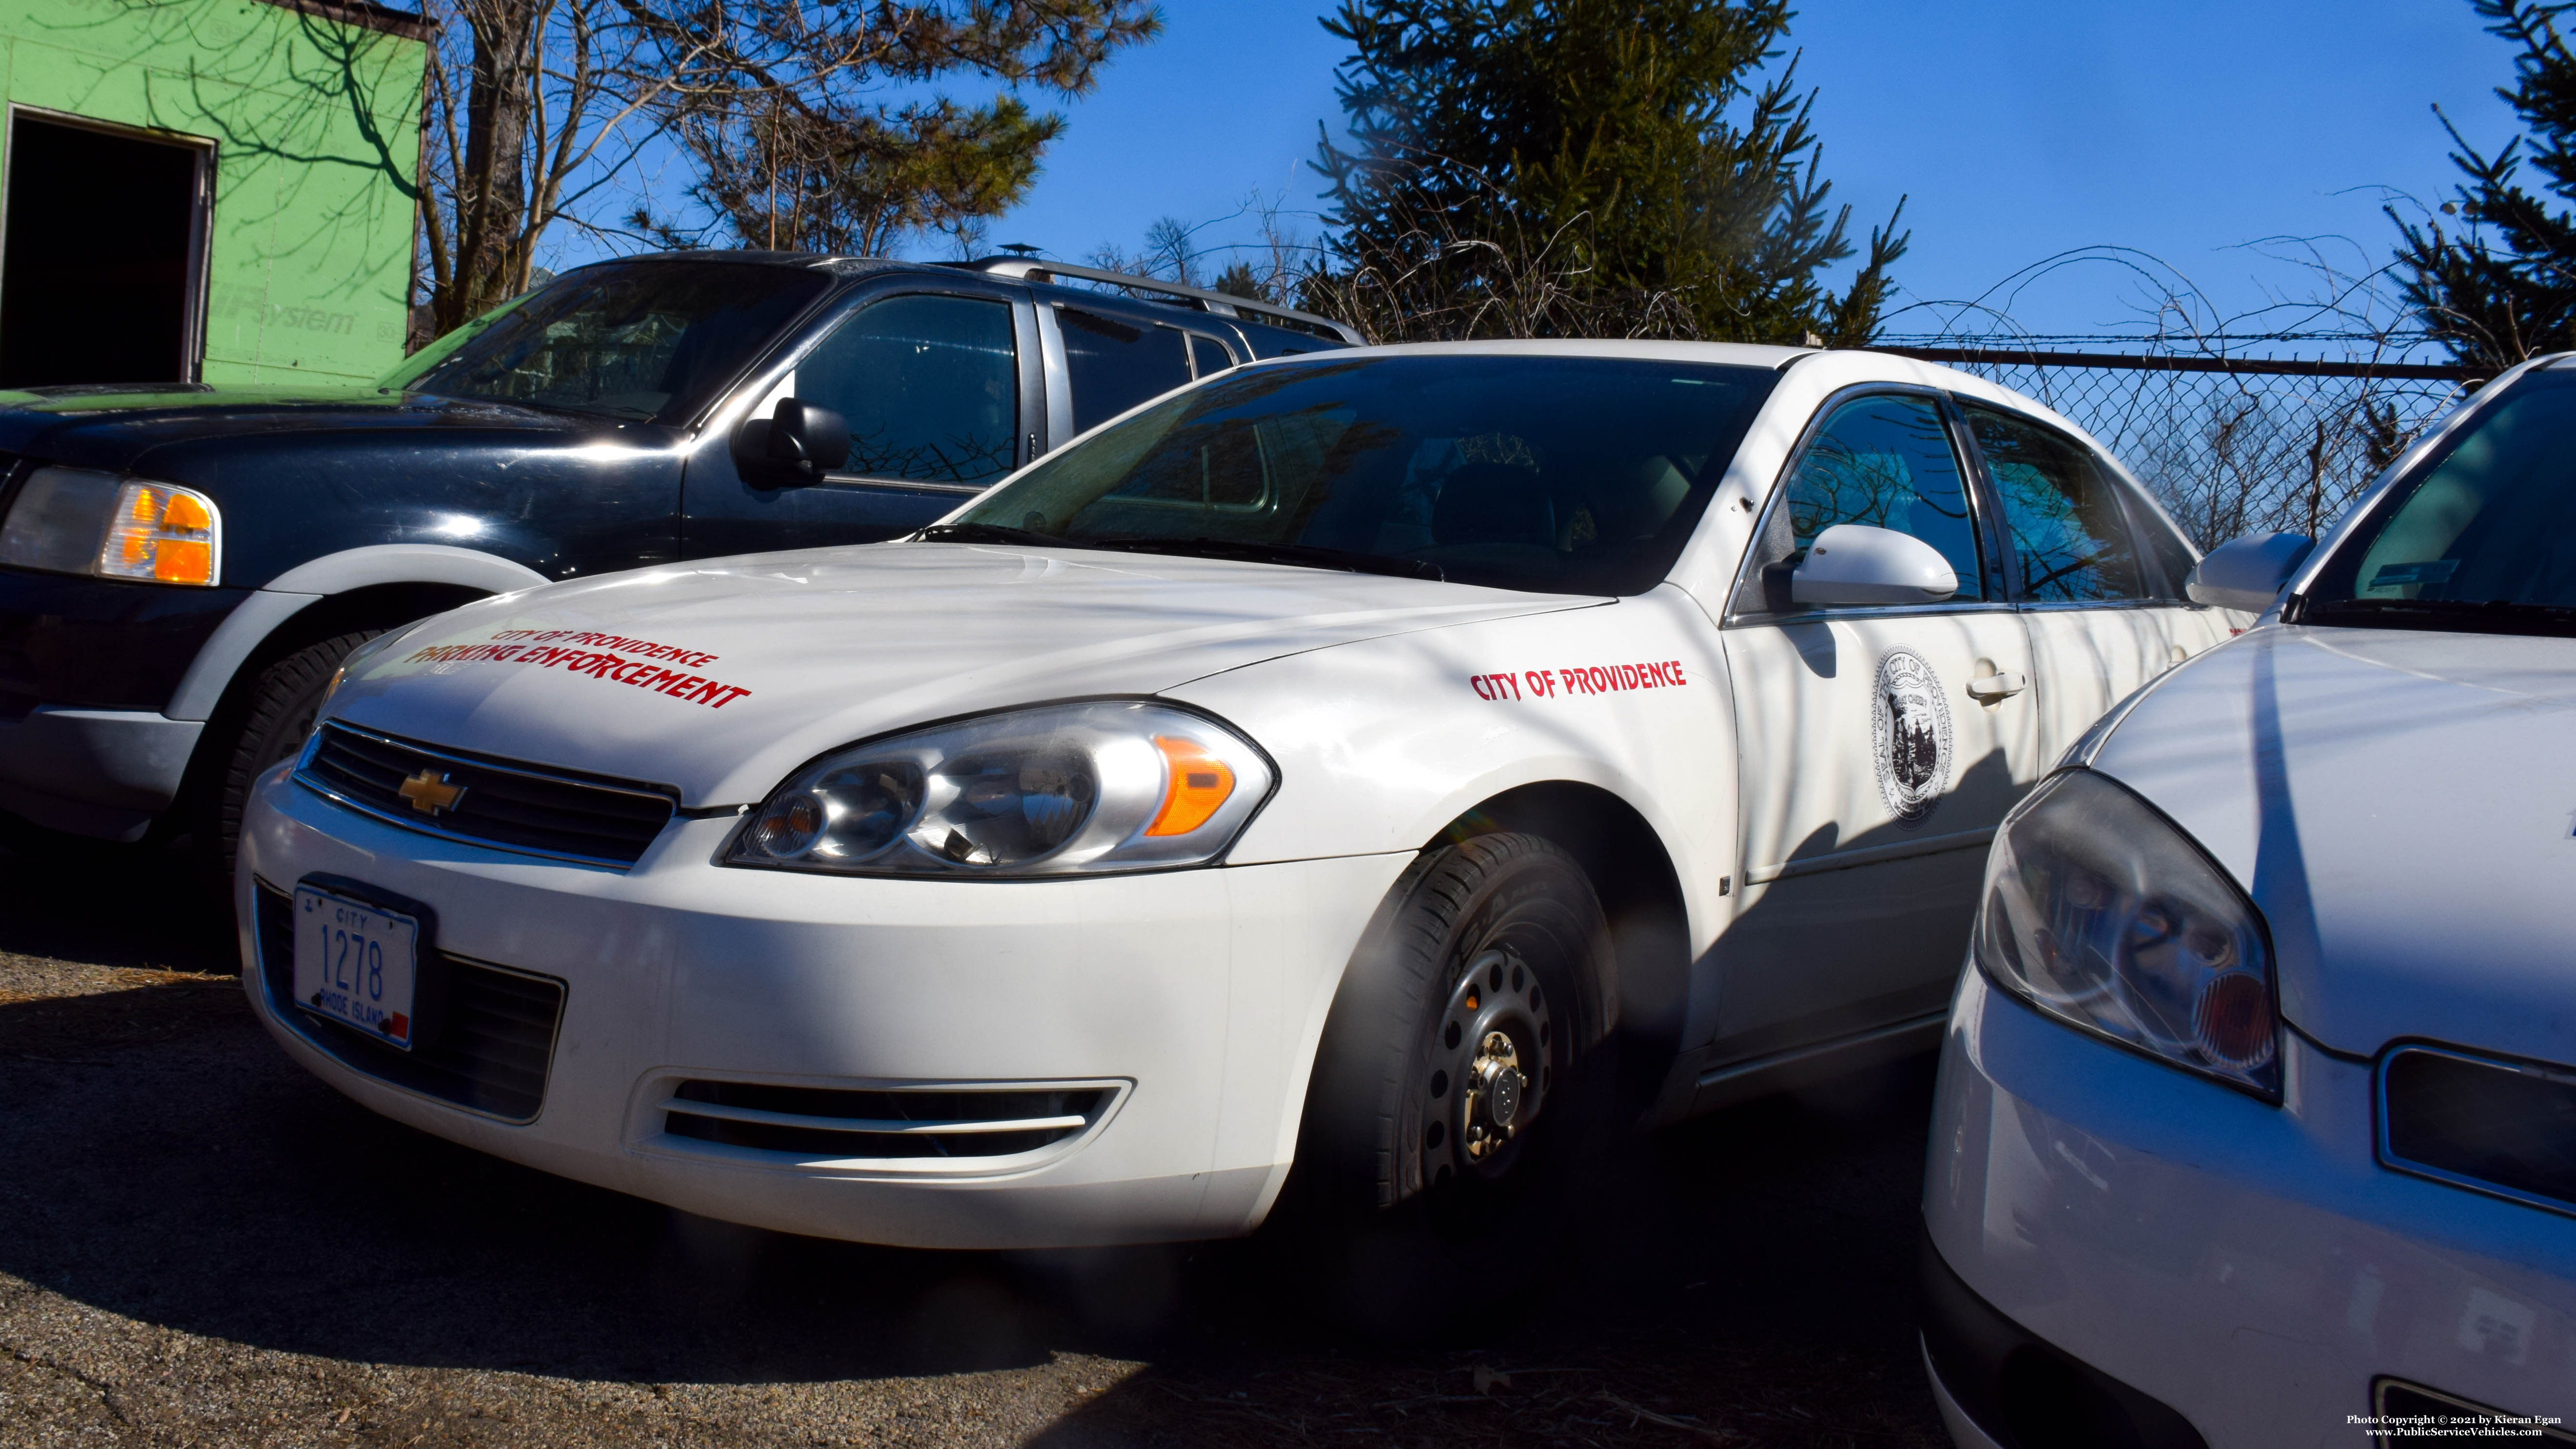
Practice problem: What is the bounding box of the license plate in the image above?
[291,886,421,1048]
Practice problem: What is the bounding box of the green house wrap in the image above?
[0,0,425,387]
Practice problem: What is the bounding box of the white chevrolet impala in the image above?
[1923,356,2576,1447]
[236,341,2231,1301]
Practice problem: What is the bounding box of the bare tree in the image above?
[415,0,1158,343]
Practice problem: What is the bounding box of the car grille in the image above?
[297,721,677,868]
[255,882,565,1123]
[2380,1045,2576,1214]
[659,1079,1112,1160]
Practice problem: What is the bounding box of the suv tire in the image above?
[1288,832,1616,1338]
[192,629,380,904]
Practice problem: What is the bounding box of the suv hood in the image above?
[2090,626,2576,1064]
[326,542,1593,808]
[0,384,603,471]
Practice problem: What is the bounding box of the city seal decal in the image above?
[1872,648,1953,827]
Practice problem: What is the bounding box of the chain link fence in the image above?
[1877,345,2485,549]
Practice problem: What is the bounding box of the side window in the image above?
[2123,494,2200,600]
[1060,307,1192,433]
[793,293,1017,485]
[1188,333,1237,380]
[1733,392,1987,613]
[1965,404,2146,602]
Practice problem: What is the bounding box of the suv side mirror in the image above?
[732,397,852,484]
[1790,523,1959,606]
[2186,532,2314,611]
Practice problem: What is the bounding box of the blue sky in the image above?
[958,0,2525,349]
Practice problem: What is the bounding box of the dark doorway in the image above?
[0,114,205,388]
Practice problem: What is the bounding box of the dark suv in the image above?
[0,252,1356,885]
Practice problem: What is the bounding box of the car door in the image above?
[681,281,1042,558]
[1711,388,2043,1065]
[1957,402,2190,761]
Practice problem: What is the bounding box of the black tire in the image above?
[1287,831,1617,1338]
[191,629,380,901]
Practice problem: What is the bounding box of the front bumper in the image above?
[237,766,1412,1250]
[0,706,201,837]
[1924,966,2576,1449]
[0,566,247,834]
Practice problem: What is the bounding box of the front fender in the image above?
[165,545,548,720]
[1165,585,1738,956]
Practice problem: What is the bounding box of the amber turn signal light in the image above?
[1145,735,1237,837]
[98,481,220,585]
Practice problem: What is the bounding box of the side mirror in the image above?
[2186,532,2314,612]
[1790,523,1959,607]
[732,397,852,484]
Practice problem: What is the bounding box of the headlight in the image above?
[0,467,221,585]
[1975,769,2280,1099]
[726,701,1275,877]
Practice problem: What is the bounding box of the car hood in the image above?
[326,542,1594,808]
[2090,625,2576,1064]
[0,384,606,472]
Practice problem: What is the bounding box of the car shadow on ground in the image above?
[0,838,1949,1446]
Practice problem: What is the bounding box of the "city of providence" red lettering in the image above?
[1469,659,1689,702]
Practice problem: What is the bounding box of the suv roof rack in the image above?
[957,257,1365,346]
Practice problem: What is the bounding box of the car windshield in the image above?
[936,354,1778,596]
[379,261,832,423]
[2302,367,2576,635]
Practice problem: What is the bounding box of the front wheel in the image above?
[1288,832,1616,1336]
[190,629,380,904]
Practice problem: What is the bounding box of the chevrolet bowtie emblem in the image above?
[397,768,467,816]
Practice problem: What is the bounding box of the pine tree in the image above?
[2395,1,2576,367]
[1309,0,1905,344]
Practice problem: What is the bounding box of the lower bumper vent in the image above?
[662,1080,1109,1160]
[255,881,565,1122]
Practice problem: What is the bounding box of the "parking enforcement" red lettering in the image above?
[403,640,753,709]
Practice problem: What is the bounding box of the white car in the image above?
[1921,357,2576,1447]
[236,340,2231,1293]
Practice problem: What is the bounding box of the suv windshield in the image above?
[938,354,1778,596]
[2301,367,2576,635]
[380,261,832,423]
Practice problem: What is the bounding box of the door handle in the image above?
[1966,670,2027,701]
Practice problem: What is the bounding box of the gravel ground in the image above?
[0,838,1951,1448]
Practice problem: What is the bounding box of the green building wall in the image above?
[0,0,423,383]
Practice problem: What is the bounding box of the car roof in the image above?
[597,249,1358,347]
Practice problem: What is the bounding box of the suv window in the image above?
[384,261,830,424]
[1965,403,2146,602]
[1734,392,1987,614]
[1061,308,1192,434]
[793,293,1018,486]
[1188,333,1237,380]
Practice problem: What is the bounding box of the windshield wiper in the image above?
[2299,595,2576,635]
[914,521,1070,547]
[1081,536,1444,582]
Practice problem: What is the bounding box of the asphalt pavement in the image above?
[0,837,1951,1448]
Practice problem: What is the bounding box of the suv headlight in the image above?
[726,701,1275,878]
[0,467,221,585]
[1976,769,2280,1099]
